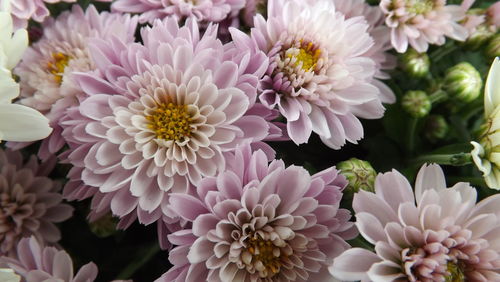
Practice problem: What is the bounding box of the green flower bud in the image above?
[484,33,500,59]
[89,213,118,238]
[337,158,376,194]
[424,115,449,142]
[399,48,430,78]
[401,90,431,118]
[443,62,482,102]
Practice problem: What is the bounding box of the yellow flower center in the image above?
[405,0,435,14]
[145,103,193,141]
[445,261,465,282]
[245,234,284,277]
[286,41,321,72]
[47,52,71,84]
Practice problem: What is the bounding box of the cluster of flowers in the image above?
[0,0,500,281]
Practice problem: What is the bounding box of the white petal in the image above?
[0,104,52,142]
[485,58,500,117]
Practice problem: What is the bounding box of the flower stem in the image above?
[410,152,472,166]
[430,41,458,62]
[116,242,161,280]
[407,118,418,154]
[429,89,448,104]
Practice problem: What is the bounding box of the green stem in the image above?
[116,242,161,280]
[407,118,418,154]
[430,42,458,62]
[410,152,472,167]
[429,89,448,104]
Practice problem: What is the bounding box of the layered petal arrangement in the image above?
[0,3,52,143]
[61,17,279,241]
[111,0,245,24]
[12,5,137,159]
[330,164,500,281]
[250,0,386,149]
[471,57,500,189]
[0,236,98,282]
[0,149,73,256]
[333,0,397,103]
[160,144,357,282]
[380,0,469,53]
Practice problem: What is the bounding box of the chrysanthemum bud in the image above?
[424,115,449,142]
[484,34,500,59]
[443,62,483,102]
[399,48,430,78]
[337,158,376,194]
[89,213,118,238]
[402,90,431,118]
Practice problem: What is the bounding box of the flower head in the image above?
[0,3,51,143]
[11,5,137,159]
[160,144,357,281]
[0,236,98,282]
[61,17,279,238]
[250,0,387,149]
[380,0,469,53]
[0,148,73,256]
[111,0,245,24]
[471,57,500,189]
[330,164,500,281]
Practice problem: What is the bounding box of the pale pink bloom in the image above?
[0,236,98,282]
[10,5,137,160]
[330,164,500,281]
[334,0,397,103]
[1,0,111,29]
[380,0,469,53]
[111,0,245,24]
[61,17,281,246]
[0,149,73,256]
[159,144,357,282]
[487,1,500,29]
[250,0,386,149]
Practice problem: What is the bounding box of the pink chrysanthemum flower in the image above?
[380,0,469,53]
[334,0,397,102]
[159,144,357,282]
[0,236,98,282]
[10,5,137,160]
[111,0,245,24]
[250,0,386,149]
[330,164,500,281]
[0,149,73,256]
[1,0,75,29]
[61,17,280,242]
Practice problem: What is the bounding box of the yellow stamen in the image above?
[286,40,321,71]
[145,103,192,141]
[47,52,71,84]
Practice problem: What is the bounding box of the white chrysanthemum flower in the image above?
[471,57,500,189]
[0,2,52,142]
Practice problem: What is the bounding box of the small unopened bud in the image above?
[399,48,430,78]
[337,158,376,194]
[424,115,449,142]
[485,34,500,59]
[89,213,118,238]
[401,90,431,118]
[443,62,483,102]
